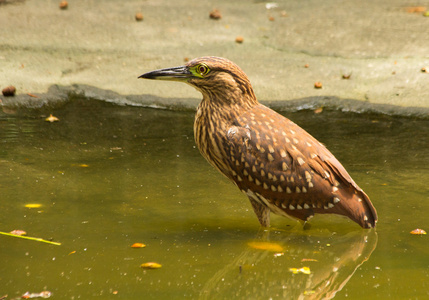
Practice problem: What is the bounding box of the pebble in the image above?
[2,86,16,97]
[209,9,222,20]
[59,1,68,10]
[135,13,143,21]
[235,36,244,44]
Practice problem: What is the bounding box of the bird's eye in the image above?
[197,64,210,76]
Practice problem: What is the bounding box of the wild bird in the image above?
[139,57,378,229]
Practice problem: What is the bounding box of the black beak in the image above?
[138,66,192,81]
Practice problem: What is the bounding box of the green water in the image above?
[1,98,428,299]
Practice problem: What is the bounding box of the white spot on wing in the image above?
[282,162,288,171]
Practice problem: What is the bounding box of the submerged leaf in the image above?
[247,241,284,252]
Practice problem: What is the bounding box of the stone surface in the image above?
[0,0,428,115]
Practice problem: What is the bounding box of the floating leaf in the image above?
[301,258,318,262]
[21,291,52,299]
[10,230,27,236]
[25,204,42,208]
[131,243,146,248]
[410,228,426,235]
[289,267,311,275]
[45,114,59,122]
[141,262,162,269]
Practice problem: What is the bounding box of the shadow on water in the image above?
[0,97,428,299]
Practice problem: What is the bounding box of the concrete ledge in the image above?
[1,0,428,115]
[2,84,429,119]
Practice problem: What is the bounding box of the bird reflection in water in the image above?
[199,229,377,299]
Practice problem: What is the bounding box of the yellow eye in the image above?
[197,64,210,76]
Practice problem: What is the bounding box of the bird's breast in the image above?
[194,105,232,176]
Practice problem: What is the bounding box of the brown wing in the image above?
[225,104,377,228]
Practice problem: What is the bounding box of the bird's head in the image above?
[139,56,257,105]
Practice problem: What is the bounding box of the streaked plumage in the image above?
[139,56,378,228]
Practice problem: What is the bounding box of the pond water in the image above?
[0,98,428,299]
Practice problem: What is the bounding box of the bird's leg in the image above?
[302,220,312,230]
[248,197,270,228]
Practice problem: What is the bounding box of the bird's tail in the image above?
[337,188,378,228]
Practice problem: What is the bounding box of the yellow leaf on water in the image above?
[410,228,427,235]
[25,203,42,208]
[289,267,311,275]
[140,262,162,269]
[247,241,284,252]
